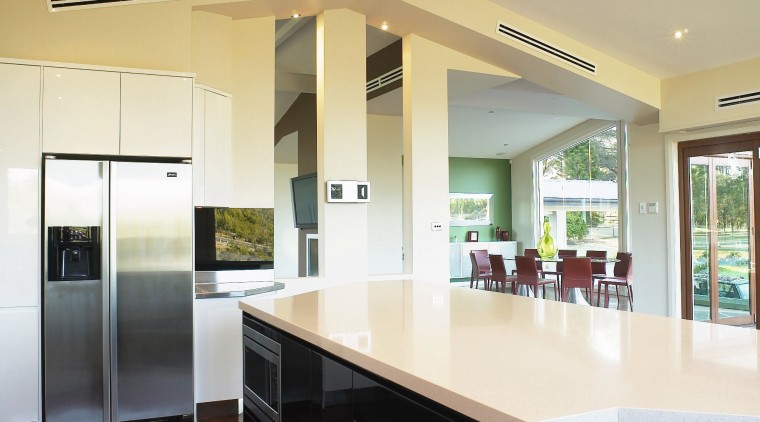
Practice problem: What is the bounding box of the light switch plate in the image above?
[647,202,659,213]
[431,222,443,231]
[639,203,647,214]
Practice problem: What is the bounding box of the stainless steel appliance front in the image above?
[43,158,193,422]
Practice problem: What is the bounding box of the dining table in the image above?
[505,255,619,305]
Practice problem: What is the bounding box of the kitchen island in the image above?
[239,280,760,421]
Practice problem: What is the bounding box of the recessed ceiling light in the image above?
[488,110,495,114]
[292,13,301,18]
[380,22,389,31]
[674,28,688,40]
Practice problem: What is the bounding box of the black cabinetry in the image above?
[243,314,475,422]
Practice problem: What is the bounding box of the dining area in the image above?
[468,248,634,310]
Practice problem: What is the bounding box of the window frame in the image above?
[532,121,630,253]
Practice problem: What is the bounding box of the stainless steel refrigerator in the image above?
[43,157,194,422]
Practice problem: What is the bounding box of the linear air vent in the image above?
[367,66,402,94]
[48,0,173,12]
[496,21,596,74]
[715,90,760,110]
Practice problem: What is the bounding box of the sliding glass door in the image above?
[680,135,758,327]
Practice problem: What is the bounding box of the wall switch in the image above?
[431,222,443,231]
[639,203,647,214]
[647,202,659,214]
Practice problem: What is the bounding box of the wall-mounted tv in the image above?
[195,207,274,271]
[291,173,317,229]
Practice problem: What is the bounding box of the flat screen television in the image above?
[291,173,318,228]
[195,207,274,271]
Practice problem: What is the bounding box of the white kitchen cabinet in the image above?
[42,67,120,155]
[194,297,242,404]
[120,73,193,157]
[0,307,40,421]
[192,86,233,207]
[450,241,517,279]
[0,62,40,308]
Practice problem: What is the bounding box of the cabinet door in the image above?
[202,91,233,206]
[0,63,40,307]
[0,308,39,421]
[311,352,352,420]
[192,88,206,205]
[120,73,192,157]
[42,67,120,155]
[278,334,311,421]
[194,298,243,403]
[449,243,461,279]
[352,372,456,422]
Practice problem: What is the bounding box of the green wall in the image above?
[449,157,511,242]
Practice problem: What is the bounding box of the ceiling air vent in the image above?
[496,21,596,75]
[715,90,760,110]
[367,66,402,94]
[48,0,173,12]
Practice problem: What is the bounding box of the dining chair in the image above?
[488,254,516,293]
[514,255,557,300]
[585,250,608,279]
[469,250,492,289]
[596,252,633,310]
[560,257,594,305]
[542,249,577,292]
[523,248,545,277]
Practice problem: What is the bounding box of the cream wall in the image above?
[192,11,233,92]
[367,114,403,275]
[0,0,192,72]
[231,17,275,208]
[402,34,518,282]
[661,58,760,132]
[627,123,668,315]
[274,162,299,278]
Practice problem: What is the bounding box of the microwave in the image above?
[243,316,281,422]
[194,207,274,271]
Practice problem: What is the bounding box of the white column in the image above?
[316,10,368,279]
[402,35,451,282]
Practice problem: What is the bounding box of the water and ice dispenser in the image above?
[47,226,101,281]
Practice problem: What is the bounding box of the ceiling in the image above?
[489,0,760,79]
[259,0,760,162]
[274,17,610,162]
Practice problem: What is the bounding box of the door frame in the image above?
[678,132,759,327]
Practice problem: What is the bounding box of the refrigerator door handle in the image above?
[107,162,119,422]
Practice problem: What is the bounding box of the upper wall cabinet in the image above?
[193,86,233,207]
[121,73,193,157]
[42,67,121,155]
[42,66,193,158]
[0,62,41,308]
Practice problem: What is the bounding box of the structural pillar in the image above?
[316,9,368,279]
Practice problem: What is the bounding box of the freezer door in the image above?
[43,159,108,422]
[111,162,193,421]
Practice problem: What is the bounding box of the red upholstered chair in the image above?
[469,250,492,289]
[597,252,634,310]
[488,254,516,293]
[514,256,557,300]
[585,250,608,279]
[560,257,594,305]
[523,248,545,277]
[542,249,577,291]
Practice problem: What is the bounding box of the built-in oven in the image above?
[243,316,281,422]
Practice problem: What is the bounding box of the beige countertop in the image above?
[238,280,760,421]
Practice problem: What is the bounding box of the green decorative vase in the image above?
[536,217,557,260]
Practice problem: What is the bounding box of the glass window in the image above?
[449,193,494,226]
[538,126,619,256]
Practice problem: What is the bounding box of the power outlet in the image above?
[431,222,443,231]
